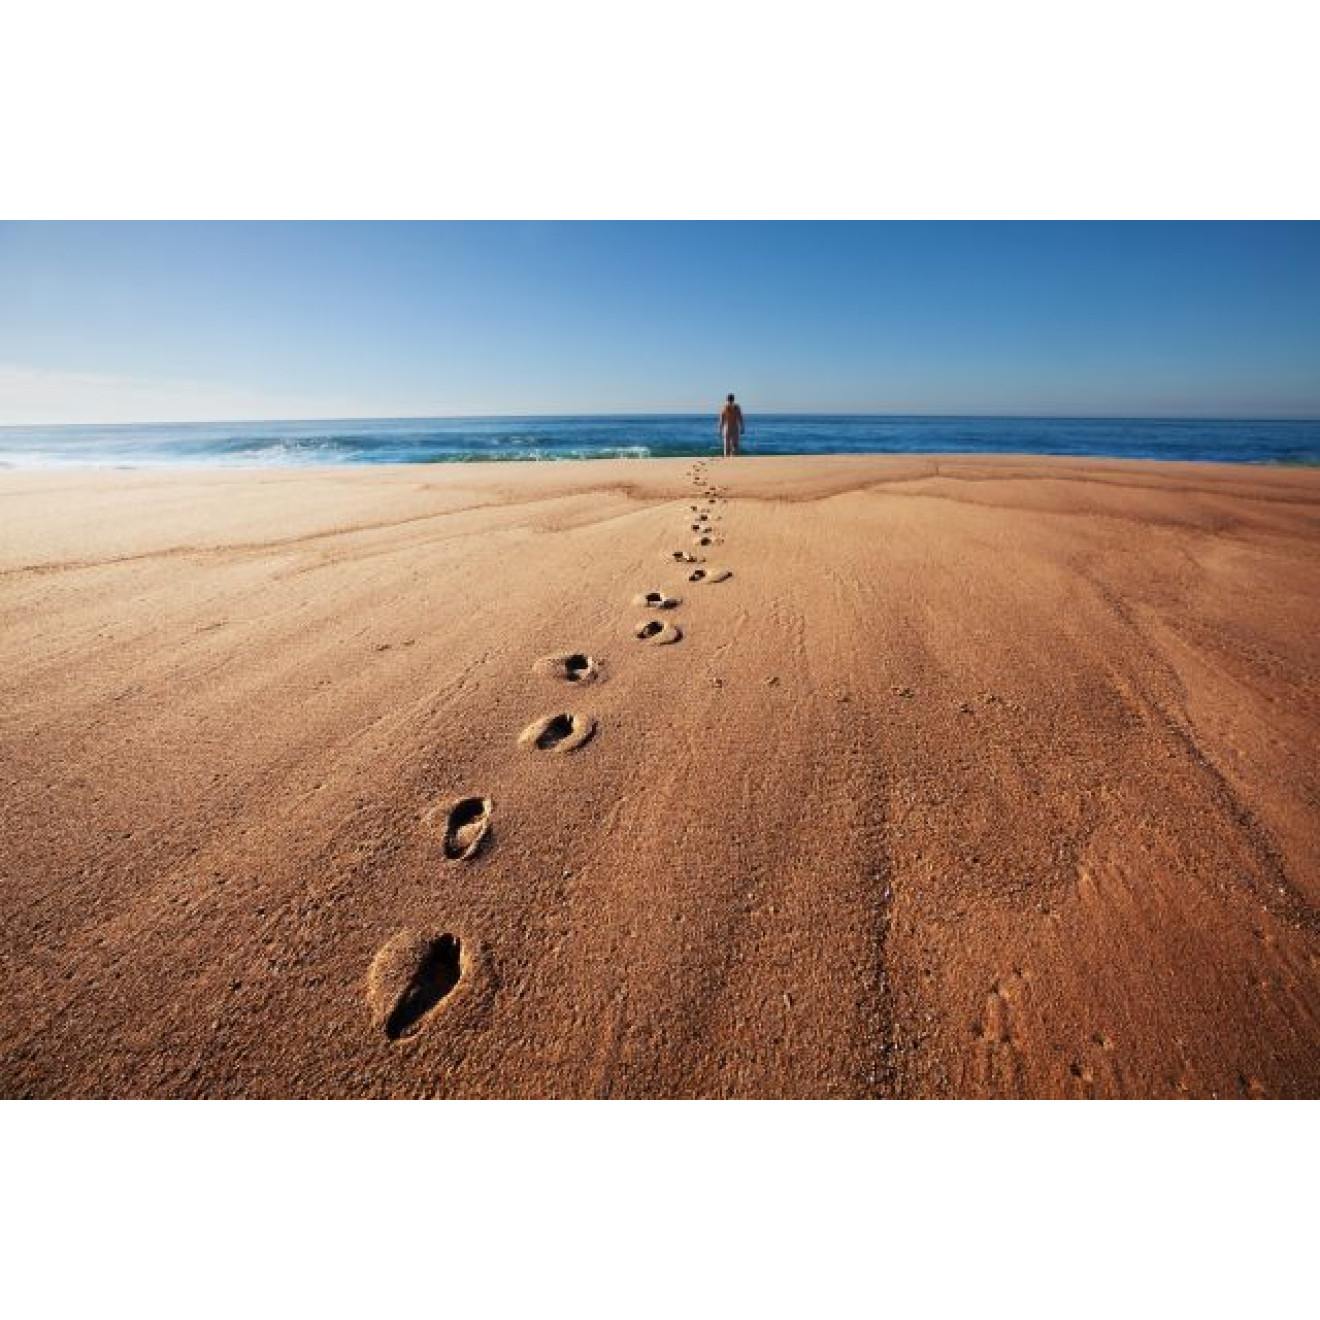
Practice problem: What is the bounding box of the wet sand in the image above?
[1,453,1318,1098]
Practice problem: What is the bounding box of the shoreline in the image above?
[2,448,1319,473]
[5,414,1319,471]
[2,453,1318,1097]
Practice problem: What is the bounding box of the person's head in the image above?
[727,393,735,403]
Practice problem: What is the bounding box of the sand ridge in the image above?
[1,454,1318,1098]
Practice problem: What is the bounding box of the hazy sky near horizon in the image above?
[1,222,1318,424]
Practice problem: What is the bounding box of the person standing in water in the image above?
[718,393,745,457]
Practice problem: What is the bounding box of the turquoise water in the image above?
[1,414,1318,467]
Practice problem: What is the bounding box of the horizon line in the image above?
[3,409,1320,431]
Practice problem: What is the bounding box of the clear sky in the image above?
[1,222,1318,424]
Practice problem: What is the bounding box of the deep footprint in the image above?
[634,619,682,644]
[533,652,600,683]
[368,930,464,1042]
[519,712,597,752]
[633,590,679,609]
[440,795,492,861]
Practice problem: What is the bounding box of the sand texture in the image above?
[1,454,1318,1098]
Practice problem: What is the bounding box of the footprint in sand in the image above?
[634,619,682,645]
[633,590,680,610]
[518,712,597,753]
[533,652,600,684]
[687,567,733,583]
[438,795,492,861]
[368,929,464,1041]
[672,550,701,563]
[694,535,712,546]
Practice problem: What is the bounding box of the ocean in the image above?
[1,414,1318,468]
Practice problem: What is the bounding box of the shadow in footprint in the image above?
[533,652,600,683]
[368,930,464,1042]
[633,590,679,609]
[634,619,682,645]
[519,712,597,753]
[439,796,492,861]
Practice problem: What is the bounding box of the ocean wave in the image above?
[419,445,653,463]
[1,416,1317,468]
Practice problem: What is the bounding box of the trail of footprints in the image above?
[367,456,737,1041]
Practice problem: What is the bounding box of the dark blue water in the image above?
[1,415,1317,467]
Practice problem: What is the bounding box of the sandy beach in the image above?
[1,453,1317,1098]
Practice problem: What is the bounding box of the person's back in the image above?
[719,393,744,456]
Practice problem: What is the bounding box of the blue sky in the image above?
[1,222,1318,423]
